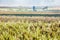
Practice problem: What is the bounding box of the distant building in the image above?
[33,6,36,11]
[42,6,48,10]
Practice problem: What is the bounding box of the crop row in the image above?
[0,21,60,40]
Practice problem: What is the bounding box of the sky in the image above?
[0,0,60,7]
